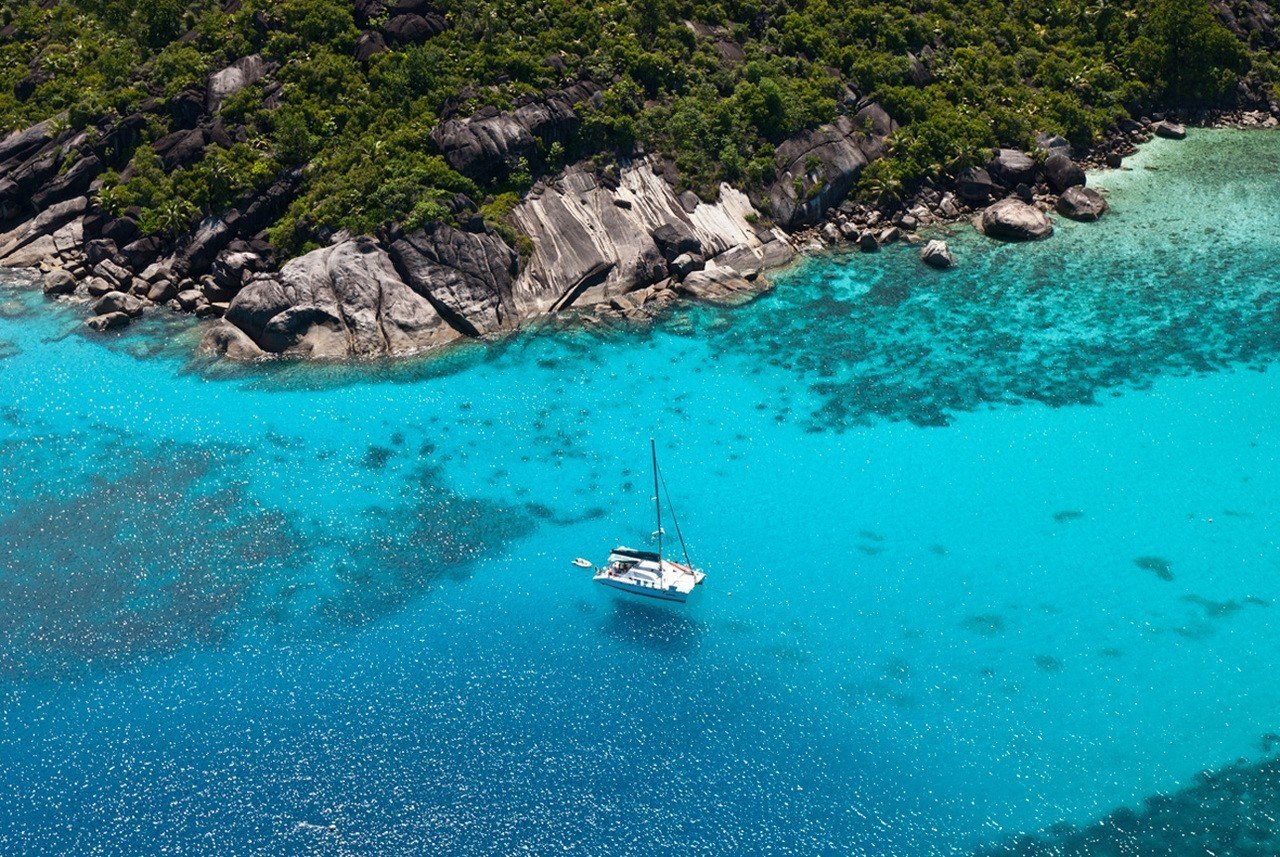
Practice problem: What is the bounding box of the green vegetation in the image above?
[0,0,1262,252]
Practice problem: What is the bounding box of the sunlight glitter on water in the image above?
[2,131,1280,855]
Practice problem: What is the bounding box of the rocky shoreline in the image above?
[789,107,1278,263]
[2,83,1276,360]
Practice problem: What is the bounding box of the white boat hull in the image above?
[592,550,702,603]
[596,576,689,602]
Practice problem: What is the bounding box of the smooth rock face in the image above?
[920,239,955,269]
[988,148,1037,187]
[223,238,461,358]
[511,155,789,313]
[1044,153,1086,193]
[207,55,269,110]
[198,320,266,360]
[1153,120,1187,140]
[980,198,1053,241]
[387,222,519,337]
[764,103,895,228]
[1056,186,1109,221]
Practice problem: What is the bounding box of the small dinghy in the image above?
[589,439,705,603]
[571,557,593,568]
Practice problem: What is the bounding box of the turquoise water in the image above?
[3,130,1280,854]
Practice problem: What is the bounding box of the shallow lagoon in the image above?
[3,131,1280,854]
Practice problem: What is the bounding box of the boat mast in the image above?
[651,437,662,565]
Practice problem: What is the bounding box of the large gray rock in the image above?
[980,199,1053,241]
[0,195,87,261]
[199,320,266,360]
[1153,120,1187,140]
[1055,186,1108,221]
[762,103,895,228]
[1044,153,1086,193]
[387,222,519,336]
[1034,132,1072,158]
[178,215,235,277]
[207,55,270,110]
[224,237,462,358]
[382,12,447,43]
[31,154,101,210]
[431,82,599,182]
[651,222,701,262]
[85,311,130,331]
[956,167,1000,204]
[92,290,145,317]
[42,268,76,295]
[987,149,1037,187]
[0,119,57,177]
[919,239,954,269]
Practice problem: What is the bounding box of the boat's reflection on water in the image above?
[600,597,704,655]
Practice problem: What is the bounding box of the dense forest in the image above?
[0,0,1267,253]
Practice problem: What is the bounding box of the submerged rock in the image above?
[919,239,954,269]
[1056,186,1109,221]
[199,320,266,360]
[980,198,1053,241]
[85,311,130,331]
[675,266,760,306]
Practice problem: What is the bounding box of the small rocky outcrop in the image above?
[919,239,954,269]
[1043,153,1086,193]
[674,265,760,306]
[980,198,1053,241]
[1153,120,1187,140]
[1055,186,1109,221]
[1034,132,1073,158]
[762,102,895,228]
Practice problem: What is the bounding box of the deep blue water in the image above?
[3,131,1280,855]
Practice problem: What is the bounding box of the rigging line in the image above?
[658,462,692,568]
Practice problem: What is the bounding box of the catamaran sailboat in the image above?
[590,439,705,602]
